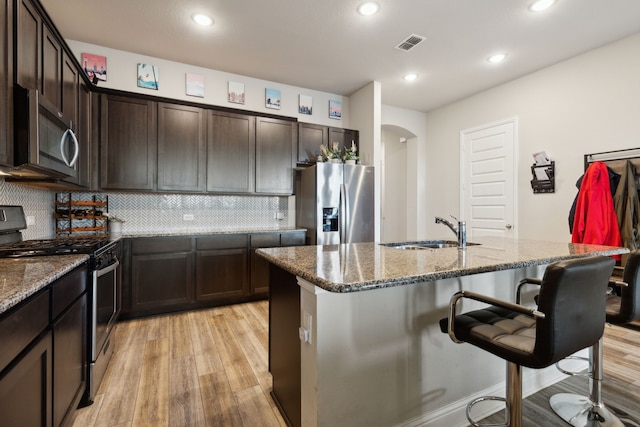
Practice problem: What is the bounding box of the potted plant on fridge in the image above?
[343,141,359,164]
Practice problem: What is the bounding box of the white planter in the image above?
[109,221,122,238]
[331,159,342,164]
[345,159,356,165]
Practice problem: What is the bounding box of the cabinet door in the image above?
[53,294,86,427]
[68,81,91,188]
[249,233,280,296]
[15,0,40,91]
[297,123,327,163]
[328,127,359,154]
[157,103,206,192]
[255,117,296,194]
[130,238,193,316]
[207,110,255,193]
[62,52,78,128]
[196,249,248,302]
[0,331,52,427]
[41,24,62,110]
[0,0,12,166]
[100,95,157,190]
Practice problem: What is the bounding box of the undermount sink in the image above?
[381,240,480,250]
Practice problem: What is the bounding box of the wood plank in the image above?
[169,355,206,426]
[132,338,169,426]
[199,370,244,427]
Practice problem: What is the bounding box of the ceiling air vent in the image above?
[395,34,426,52]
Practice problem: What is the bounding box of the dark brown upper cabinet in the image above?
[157,102,206,192]
[41,24,62,110]
[328,127,359,155]
[100,94,157,191]
[206,110,255,193]
[0,0,12,167]
[15,0,40,91]
[255,116,296,195]
[297,122,328,164]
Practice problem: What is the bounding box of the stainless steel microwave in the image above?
[12,84,79,178]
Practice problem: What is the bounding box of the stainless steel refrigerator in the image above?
[296,162,374,245]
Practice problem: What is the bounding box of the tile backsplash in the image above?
[0,179,55,239]
[101,192,293,234]
[1,177,293,239]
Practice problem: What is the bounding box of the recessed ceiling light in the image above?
[358,2,380,16]
[192,13,214,26]
[529,0,556,12]
[403,73,418,82]
[487,53,507,64]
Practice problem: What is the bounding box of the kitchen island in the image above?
[257,237,628,427]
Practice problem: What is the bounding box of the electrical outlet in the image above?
[183,214,194,221]
[26,216,36,226]
[275,211,285,220]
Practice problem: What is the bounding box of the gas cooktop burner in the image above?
[0,237,114,258]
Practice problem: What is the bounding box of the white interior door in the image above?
[460,118,517,240]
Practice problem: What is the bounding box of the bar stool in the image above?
[440,256,615,427]
[549,251,640,427]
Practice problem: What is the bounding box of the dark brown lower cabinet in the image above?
[129,237,193,317]
[0,263,87,427]
[196,248,248,302]
[52,294,87,427]
[0,331,53,427]
[121,232,304,318]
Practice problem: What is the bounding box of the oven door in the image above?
[92,259,119,357]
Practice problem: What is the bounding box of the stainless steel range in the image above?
[0,205,120,405]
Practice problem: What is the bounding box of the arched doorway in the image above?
[381,125,415,242]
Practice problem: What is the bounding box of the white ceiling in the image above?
[40,0,640,113]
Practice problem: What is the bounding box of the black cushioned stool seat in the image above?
[440,256,615,427]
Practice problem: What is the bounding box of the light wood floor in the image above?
[72,301,286,427]
[72,301,640,427]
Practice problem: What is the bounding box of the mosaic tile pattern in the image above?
[75,191,292,234]
[1,178,292,238]
[0,179,55,239]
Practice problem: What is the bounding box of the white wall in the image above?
[381,105,428,239]
[423,31,640,242]
[350,81,382,241]
[67,40,351,128]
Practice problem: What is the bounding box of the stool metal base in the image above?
[550,393,624,427]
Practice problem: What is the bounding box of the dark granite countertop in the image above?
[0,255,89,315]
[257,237,629,293]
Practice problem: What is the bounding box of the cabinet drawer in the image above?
[250,233,280,248]
[52,264,88,319]
[132,237,192,254]
[280,232,305,247]
[197,234,247,250]
[0,290,50,372]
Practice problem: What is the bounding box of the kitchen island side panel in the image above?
[299,264,582,427]
[269,263,301,427]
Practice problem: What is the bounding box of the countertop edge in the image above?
[257,246,628,293]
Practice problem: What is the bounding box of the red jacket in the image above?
[571,161,622,256]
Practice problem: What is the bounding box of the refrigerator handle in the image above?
[340,183,347,243]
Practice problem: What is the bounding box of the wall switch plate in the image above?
[183,214,194,221]
[26,216,36,226]
[275,211,285,220]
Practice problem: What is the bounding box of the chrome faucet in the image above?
[435,216,467,249]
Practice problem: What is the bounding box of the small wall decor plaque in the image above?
[186,73,205,97]
[266,88,281,109]
[137,63,159,90]
[299,94,312,115]
[81,53,107,83]
[228,81,245,104]
[329,100,342,120]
